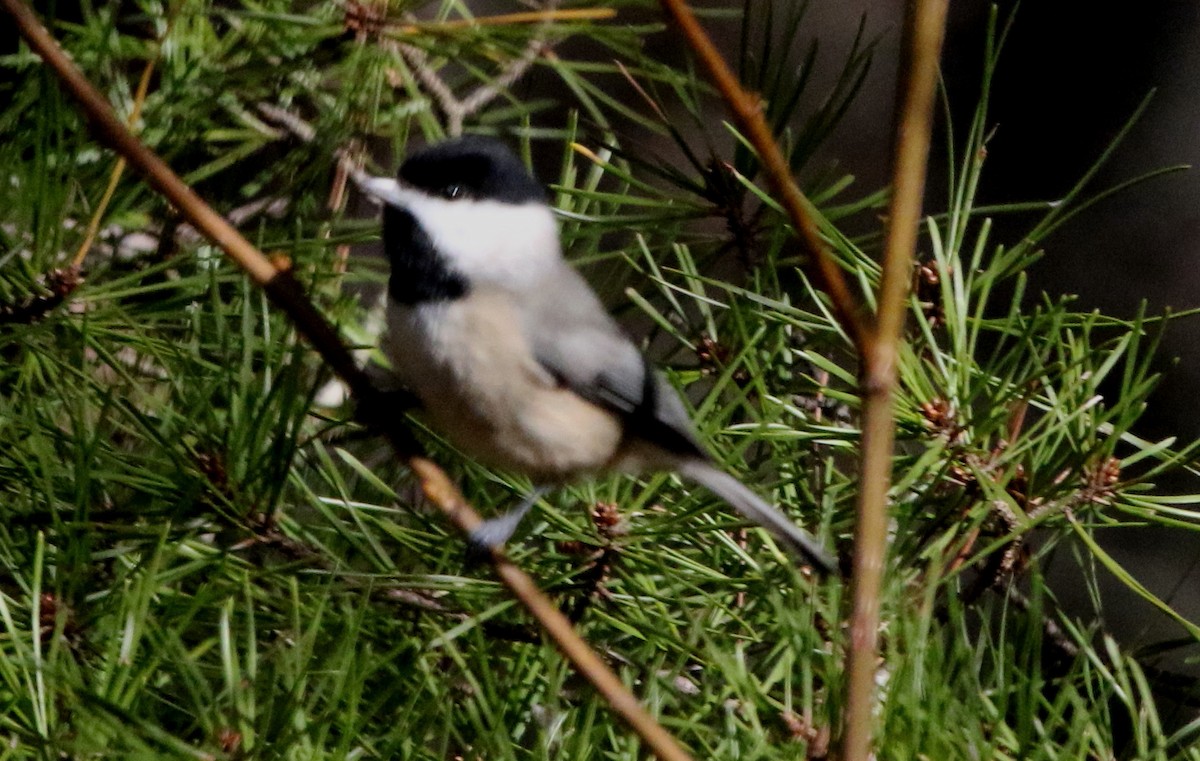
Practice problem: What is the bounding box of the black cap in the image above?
[398,136,547,205]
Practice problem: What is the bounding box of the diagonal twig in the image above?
[2,3,693,760]
[656,2,948,758]
[657,0,872,354]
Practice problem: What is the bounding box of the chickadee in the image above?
[360,136,835,574]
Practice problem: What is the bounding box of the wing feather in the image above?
[521,266,706,459]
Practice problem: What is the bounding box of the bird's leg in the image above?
[352,365,422,429]
[355,387,420,422]
[467,485,551,556]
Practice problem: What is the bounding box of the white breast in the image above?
[385,290,624,482]
[382,184,562,290]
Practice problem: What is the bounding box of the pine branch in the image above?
[1,3,693,759]
[393,0,560,136]
[657,0,871,353]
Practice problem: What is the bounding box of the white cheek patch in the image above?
[392,189,562,288]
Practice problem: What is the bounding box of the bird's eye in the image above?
[441,184,463,200]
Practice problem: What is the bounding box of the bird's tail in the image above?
[677,459,837,575]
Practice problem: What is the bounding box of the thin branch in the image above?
[394,0,559,136]
[328,11,377,274]
[325,143,358,273]
[657,0,871,353]
[395,42,463,130]
[652,4,943,754]
[842,1,948,760]
[458,36,547,116]
[2,3,693,760]
[70,31,162,269]
[390,7,615,34]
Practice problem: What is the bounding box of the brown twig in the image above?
[657,0,871,353]
[657,2,946,754]
[3,3,692,760]
[842,2,948,760]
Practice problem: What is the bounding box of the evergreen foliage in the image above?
[0,2,1197,758]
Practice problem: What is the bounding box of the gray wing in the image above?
[521,265,708,459]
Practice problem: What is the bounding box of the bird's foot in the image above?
[466,487,549,562]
